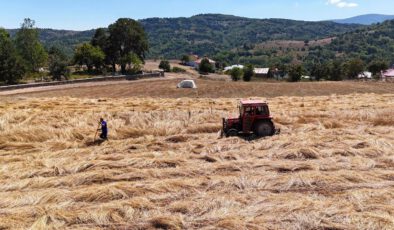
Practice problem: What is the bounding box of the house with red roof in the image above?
[381,69,394,82]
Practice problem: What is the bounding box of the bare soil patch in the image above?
[2,79,392,99]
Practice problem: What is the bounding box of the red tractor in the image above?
[222,100,278,137]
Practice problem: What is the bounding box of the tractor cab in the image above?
[239,100,271,132]
[222,100,276,137]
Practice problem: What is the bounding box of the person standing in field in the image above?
[98,118,108,140]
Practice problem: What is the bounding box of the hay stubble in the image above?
[0,94,394,229]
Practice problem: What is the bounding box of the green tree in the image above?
[368,60,388,76]
[128,53,143,74]
[91,28,111,70]
[116,52,143,74]
[329,61,343,81]
[311,63,330,81]
[288,64,304,82]
[108,18,149,74]
[230,67,243,81]
[91,28,108,51]
[243,64,254,82]
[74,43,105,73]
[345,58,364,79]
[159,60,171,72]
[0,29,26,84]
[15,18,47,72]
[181,55,190,64]
[199,58,214,74]
[48,47,70,81]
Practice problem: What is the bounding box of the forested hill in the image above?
[7,28,95,57]
[7,14,364,58]
[307,19,394,64]
[333,14,394,25]
[140,14,364,58]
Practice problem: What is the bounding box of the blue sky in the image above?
[1,0,393,30]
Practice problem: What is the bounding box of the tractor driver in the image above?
[244,107,252,115]
[256,107,263,115]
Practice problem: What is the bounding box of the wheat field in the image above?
[1,93,394,229]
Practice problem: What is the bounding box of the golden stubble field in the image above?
[1,93,394,229]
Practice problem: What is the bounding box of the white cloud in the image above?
[327,0,358,8]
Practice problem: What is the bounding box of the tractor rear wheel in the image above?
[254,121,275,137]
[226,129,239,137]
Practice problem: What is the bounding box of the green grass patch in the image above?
[69,74,94,80]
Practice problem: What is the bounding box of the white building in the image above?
[254,68,270,77]
[357,71,372,79]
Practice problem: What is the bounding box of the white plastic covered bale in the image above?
[177,80,197,89]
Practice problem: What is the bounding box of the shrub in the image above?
[230,67,243,81]
[243,64,254,82]
[288,64,304,82]
[199,58,214,74]
[368,60,388,76]
[172,66,186,73]
[181,55,190,65]
[48,47,70,81]
[159,60,171,72]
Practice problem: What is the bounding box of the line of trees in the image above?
[0,19,50,84]
[225,58,389,83]
[0,18,72,84]
[75,18,149,75]
[277,59,388,82]
[307,59,388,81]
[228,64,254,82]
[0,18,149,85]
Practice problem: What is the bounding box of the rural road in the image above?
[0,73,190,97]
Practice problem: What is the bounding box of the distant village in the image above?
[182,54,394,82]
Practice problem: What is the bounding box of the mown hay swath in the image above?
[0,94,393,229]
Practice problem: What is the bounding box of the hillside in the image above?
[216,18,394,67]
[141,14,363,58]
[333,14,394,25]
[7,14,363,58]
[307,19,394,64]
[7,29,95,58]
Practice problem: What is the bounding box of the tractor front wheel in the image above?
[254,121,275,137]
[226,129,239,137]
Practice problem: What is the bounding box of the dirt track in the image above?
[0,73,188,97]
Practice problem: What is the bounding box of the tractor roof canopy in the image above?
[240,100,267,106]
